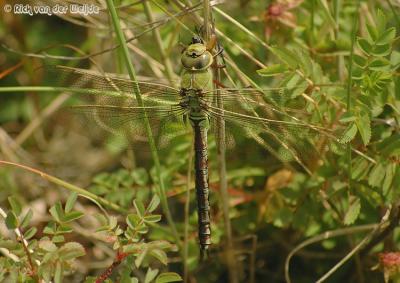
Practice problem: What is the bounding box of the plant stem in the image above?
[203,1,238,282]
[142,1,177,85]
[104,0,181,251]
[0,160,126,213]
[346,0,360,191]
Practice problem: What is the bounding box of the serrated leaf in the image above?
[376,27,396,45]
[65,192,78,213]
[144,267,159,283]
[270,47,298,69]
[339,123,357,143]
[357,38,372,54]
[20,209,33,229]
[143,215,162,223]
[8,196,22,216]
[58,242,85,260]
[24,227,37,240]
[63,211,84,223]
[351,158,371,180]
[155,272,183,283]
[383,163,396,195]
[339,112,357,123]
[5,211,18,229]
[150,249,168,265]
[147,195,160,213]
[257,64,289,77]
[355,113,371,145]
[344,197,361,225]
[368,163,386,187]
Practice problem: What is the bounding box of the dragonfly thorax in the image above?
[180,90,210,125]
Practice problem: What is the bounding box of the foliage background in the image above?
[0,0,399,282]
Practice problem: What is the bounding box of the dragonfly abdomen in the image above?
[192,119,211,259]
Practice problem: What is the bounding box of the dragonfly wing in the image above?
[42,65,189,152]
[207,87,345,173]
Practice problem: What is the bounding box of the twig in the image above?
[95,251,128,283]
[284,224,380,283]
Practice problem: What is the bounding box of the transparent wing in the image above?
[43,65,188,151]
[206,86,345,173]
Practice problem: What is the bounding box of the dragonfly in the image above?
[41,37,346,259]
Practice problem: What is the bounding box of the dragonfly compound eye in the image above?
[181,44,213,71]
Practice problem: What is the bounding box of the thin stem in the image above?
[0,207,39,281]
[183,140,194,283]
[203,2,238,282]
[346,1,360,191]
[104,0,181,251]
[142,0,177,85]
[0,160,125,213]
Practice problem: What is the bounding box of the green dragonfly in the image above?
[42,37,345,258]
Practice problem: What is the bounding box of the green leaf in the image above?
[144,267,159,283]
[150,249,168,265]
[58,242,85,260]
[355,113,371,145]
[65,192,78,213]
[368,163,386,187]
[357,38,372,54]
[339,112,357,123]
[43,222,57,235]
[147,195,160,213]
[20,209,33,229]
[339,123,357,144]
[133,199,145,218]
[368,58,391,71]
[5,211,18,229]
[376,10,387,34]
[52,235,65,243]
[371,43,391,56]
[49,202,64,223]
[109,216,118,229]
[383,163,396,195]
[24,227,37,240]
[353,55,367,68]
[257,64,289,77]
[134,246,148,268]
[344,197,361,225]
[270,47,298,69]
[143,215,162,223]
[8,196,22,216]
[39,239,57,252]
[54,261,63,283]
[366,24,378,41]
[126,214,141,229]
[376,27,396,45]
[63,211,84,223]
[155,272,183,283]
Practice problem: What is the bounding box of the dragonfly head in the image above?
[181,39,213,71]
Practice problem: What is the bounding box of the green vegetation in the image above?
[0,0,399,282]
